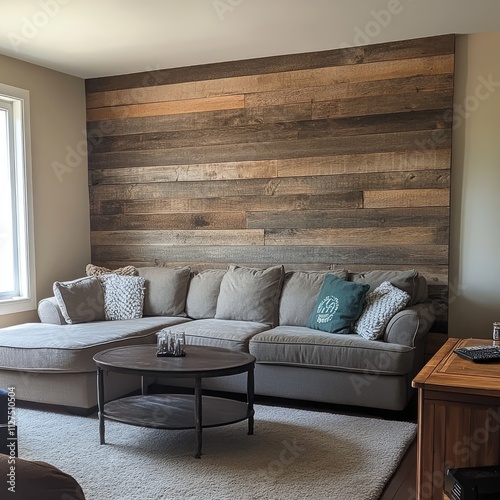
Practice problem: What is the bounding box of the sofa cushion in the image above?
[169,319,271,352]
[53,276,105,324]
[185,269,226,319]
[249,326,415,375]
[354,281,411,340]
[349,269,426,306]
[138,266,191,317]
[307,275,369,334]
[0,317,191,373]
[279,270,348,327]
[215,265,284,325]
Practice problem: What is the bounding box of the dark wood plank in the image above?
[88,130,452,169]
[246,207,450,229]
[89,170,450,202]
[92,244,449,266]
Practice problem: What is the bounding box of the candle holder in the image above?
[156,330,186,357]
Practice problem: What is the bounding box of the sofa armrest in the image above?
[38,297,67,325]
[383,303,435,348]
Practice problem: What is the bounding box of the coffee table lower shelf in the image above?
[102,394,252,429]
[99,393,254,458]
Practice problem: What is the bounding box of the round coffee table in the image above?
[93,344,255,458]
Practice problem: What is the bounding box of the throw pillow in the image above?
[100,274,145,321]
[354,281,411,340]
[53,276,105,324]
[185,269,226,319]
[279,270,348,326]
[215,265,284,325]
[137,266,191,316]
[86,264,137,277]
[307,274,369,334]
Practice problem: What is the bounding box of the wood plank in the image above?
[88,130,452,168]
[263,227,448,246]
[364,189,450,208]
[87,54,454,109]
[311,89,453,120]
[90,122,299,155]
[86,94,245,121]
[246,73,453,108]
[87,103,312,137]
[89,170,450,202]
[85,35,454,93]
[247,207,450,229]
[90,213,246,231]
[277,149,451,177]
[90,192,363,216]
[91,229,263,246]
[90,160,278,185]
[91,244,449,266]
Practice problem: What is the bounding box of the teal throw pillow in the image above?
[307,275,370,334]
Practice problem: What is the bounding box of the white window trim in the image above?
[0,83,36,314]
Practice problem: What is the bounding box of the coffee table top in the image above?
[412,338,500,397]
[93,344,255,378]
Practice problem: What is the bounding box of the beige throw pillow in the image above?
[215,265,284,325]
[138,266,191,317]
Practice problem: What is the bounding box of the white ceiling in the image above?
[1,0,500,79]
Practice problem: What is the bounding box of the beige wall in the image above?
[450,32,500,338]
[0,54,89,327]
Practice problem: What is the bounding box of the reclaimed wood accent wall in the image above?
[86,34,454,333]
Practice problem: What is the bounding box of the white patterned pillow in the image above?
[100,274,145,321]
[354,281,410,340]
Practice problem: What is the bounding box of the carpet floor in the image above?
[17,405,416,500]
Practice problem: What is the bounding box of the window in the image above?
[0,83,35,314]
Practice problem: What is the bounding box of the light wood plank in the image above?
[86,95,245,121]
[364,189,450,208]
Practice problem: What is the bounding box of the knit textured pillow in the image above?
[100,274,145,321]
[354,281,410,340]
[86,264,137,277]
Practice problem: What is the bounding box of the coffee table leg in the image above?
[247,365,255,435]
[194,377,202,458]
[97,367,105,445]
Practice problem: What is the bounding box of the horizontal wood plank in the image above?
[92,244,449,266]
[87,94,245,121]
[88,130,452,168]
[91,229,263,246]
[364,189,450,208]
[246,207,450,229]
[264,227,448,246]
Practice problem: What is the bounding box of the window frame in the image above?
[0,83,36,314]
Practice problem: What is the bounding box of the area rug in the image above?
[16,405,415,500]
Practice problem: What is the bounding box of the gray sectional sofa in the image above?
[0,265,435,412]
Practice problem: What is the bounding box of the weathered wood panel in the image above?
[86,34,454,338]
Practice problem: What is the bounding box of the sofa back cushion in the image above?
[138,266,191,316]
[279,270,348,327]
[185,269,226,319]
[215,265,284,325]
[348,269,427,306]
[53,276,105,324]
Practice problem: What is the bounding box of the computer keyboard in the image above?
[454,344,500,363]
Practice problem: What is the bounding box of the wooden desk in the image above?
[412,338,500,500]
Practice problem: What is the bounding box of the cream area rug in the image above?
[17,405,415,500]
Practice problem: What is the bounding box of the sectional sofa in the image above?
[0,265,435,413]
